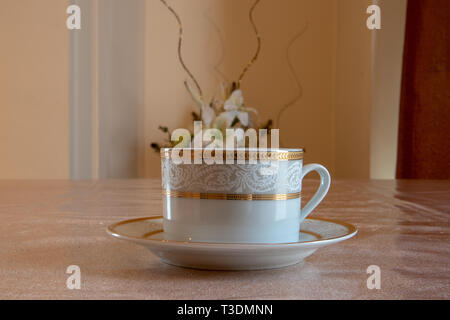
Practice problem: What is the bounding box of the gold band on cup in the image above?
[163,190,301,201]
[160,149,304,161]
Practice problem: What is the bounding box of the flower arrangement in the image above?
[151,0,272,152]
[151,80,273,151]
[151,0,305,151]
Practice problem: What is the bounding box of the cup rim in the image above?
[160,148,304,161]
[160,147,304,152]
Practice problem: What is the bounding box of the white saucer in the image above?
[107,216,357,270]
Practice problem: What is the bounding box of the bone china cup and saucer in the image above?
[107,148,358,270]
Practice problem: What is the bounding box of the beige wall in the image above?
[0,0,406,180]
[0,0,70,179]
[333,0,373,179]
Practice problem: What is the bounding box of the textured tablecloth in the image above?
[0,179,448,299]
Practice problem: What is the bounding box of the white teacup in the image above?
[161,148,330,243]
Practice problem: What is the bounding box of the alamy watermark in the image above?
[366,265,381,290]
[168,121,281,167]
[66,5,81,30]
[66,265,81,290]
[366,5,381,30]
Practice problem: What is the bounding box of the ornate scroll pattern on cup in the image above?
[161,159,302,194]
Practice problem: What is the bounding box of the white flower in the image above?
[212,113,230,132]
[185,80,217,127]
[220,89,257,127]
[224,89,245,110]
[201,103,216,127]
[218,110,249,127]
[221,89,256,127]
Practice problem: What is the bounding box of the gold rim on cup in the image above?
[160,148,304,161]
[163,190,302,201]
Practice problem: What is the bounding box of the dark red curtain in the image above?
[397,0,450,179]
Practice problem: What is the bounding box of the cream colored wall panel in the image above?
[0,0,70,179]
[333,0,373,179]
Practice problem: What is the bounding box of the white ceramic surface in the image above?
[161,148,331,243]
[107,216,357,270]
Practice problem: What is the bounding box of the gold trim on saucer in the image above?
[160,149,304,161]
[106,216,358,245]
[143,229,164,238]
[163,190,301,201]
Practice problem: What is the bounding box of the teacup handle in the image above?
[300,164,331,219]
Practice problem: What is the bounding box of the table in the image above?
[0,180,448,299]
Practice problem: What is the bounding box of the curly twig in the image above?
[159,0,203,99]
[237,0,262,87]
[204,6,228,83]
[276,23,309,128]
